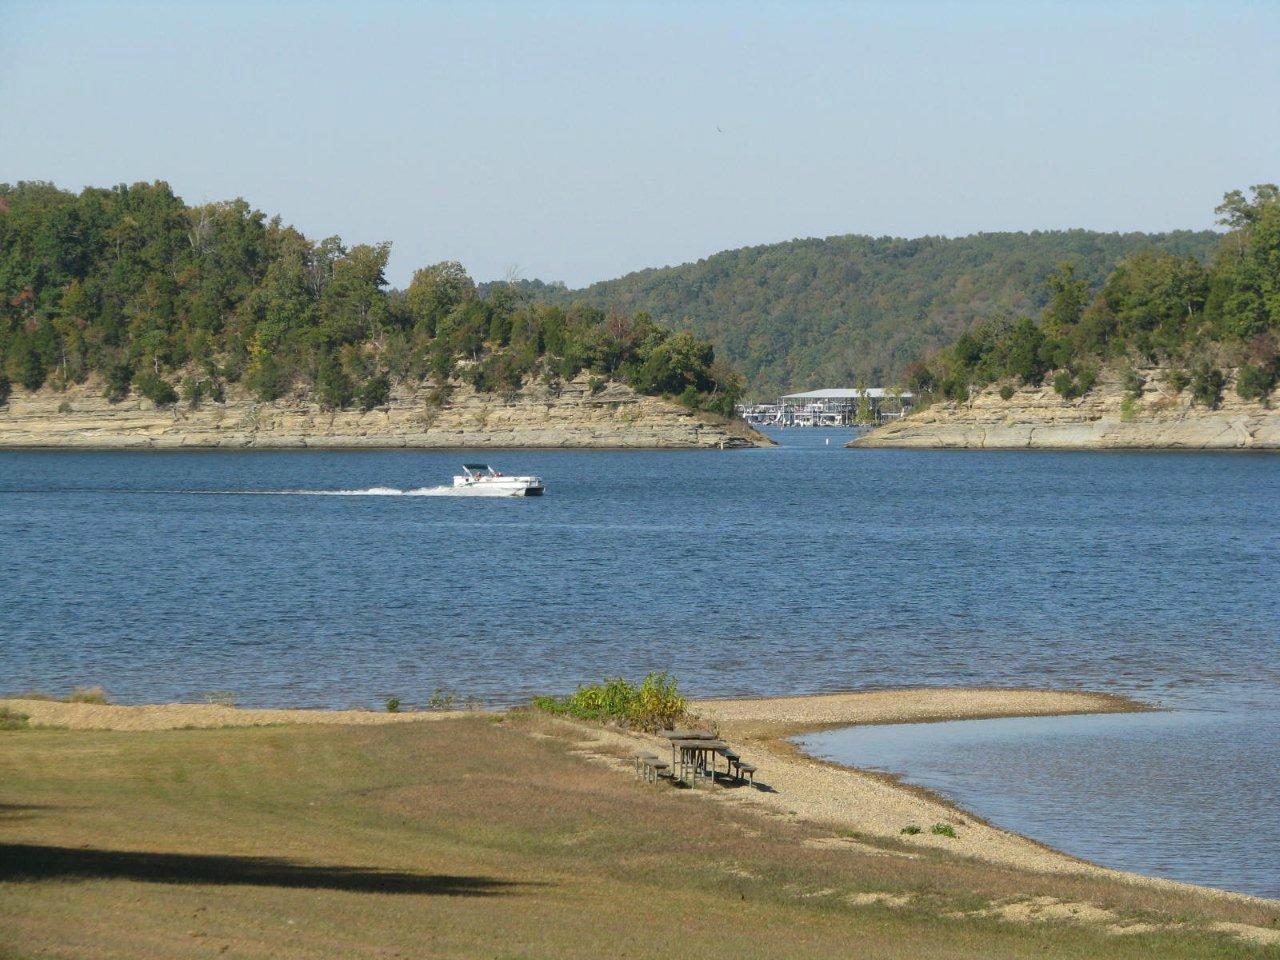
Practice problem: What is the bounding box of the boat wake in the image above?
[282,485,525,498]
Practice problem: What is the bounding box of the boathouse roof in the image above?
[781,388,913,400]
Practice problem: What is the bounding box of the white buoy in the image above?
[825,438,830,445]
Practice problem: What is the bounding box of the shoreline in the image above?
[686,689,1278,910]
[5,686,1275,915]
[850,368,1280,451]
[0,377,773,450]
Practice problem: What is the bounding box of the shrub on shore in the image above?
[0,707,29,730]
[532,673,689,733]
[67,685,110,704]
[6,686,111,704]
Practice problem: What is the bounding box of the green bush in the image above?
[1053,367,1097,401]
[1052,370,1075,398]
[356,372,392,411]
[133,371,178,407]
[1166,369,1190,394]
[0,372,10,406]
[384,696,400,713]
[998,384,1015,401]
[103,362,134,402]
[931,823,958,838]
[943,378,968,403]
[315,357,353,410]
[1190,364,1224,408]
[246,356,291,402]
[899,825,922,835]
[0,707,29,730]
[1236,363,1277,403]
[532,673,689,733]
[182,376,205,408]
[5,338,46,390]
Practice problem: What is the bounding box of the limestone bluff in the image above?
[852,366,1280,450]
[0,373,771,449]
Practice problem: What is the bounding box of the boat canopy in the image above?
[462,463,492,471]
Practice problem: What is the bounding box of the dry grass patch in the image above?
[0,713,1275,960]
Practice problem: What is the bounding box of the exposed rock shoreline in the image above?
[852,367,1280,450]
[0,374,771,449]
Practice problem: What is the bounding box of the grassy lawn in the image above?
[0,714,1275,959]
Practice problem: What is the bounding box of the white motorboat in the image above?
[452,463,544,497]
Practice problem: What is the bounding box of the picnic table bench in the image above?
[632,751,671,782]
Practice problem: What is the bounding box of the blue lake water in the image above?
[1,428,1278,894]
[799,709,1280,899]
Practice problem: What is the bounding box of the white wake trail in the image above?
[279,486,526,498]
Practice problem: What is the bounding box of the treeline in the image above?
[501,229,1220,397]
[912,185,1280,409]
[0,181,742,416]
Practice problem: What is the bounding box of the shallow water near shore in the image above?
[2,429,1278,894]
[799,708,1280,899]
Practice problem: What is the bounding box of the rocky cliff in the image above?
[0,375,771,449]
[851,367,1280,450]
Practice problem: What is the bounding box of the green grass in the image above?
[0,716,1274,959]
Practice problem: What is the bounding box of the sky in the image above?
[2,1,1278,288]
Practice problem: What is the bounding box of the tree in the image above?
[356,372,392,411]
[1000,317,1047,385]
[133,371,178,406]
[854,380,873,424]
[4,333,46,390]
[406,261,475,337]
[314,354,353,409]
[1236,363,1276,403]
[1042,262,1090,335]
[1190,363,1224,409]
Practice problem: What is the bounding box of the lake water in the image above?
[799,709,1280,900]
[1,429,1278,894]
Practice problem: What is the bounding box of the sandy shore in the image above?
[0,697,473,731]
[551,686,1272,915]
[683,688,1278,911]
[693,686,1144,736]
[684,688,1154,878]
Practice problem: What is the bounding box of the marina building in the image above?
[738,388,913,428]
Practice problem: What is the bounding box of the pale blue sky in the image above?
[3,1,1277,287]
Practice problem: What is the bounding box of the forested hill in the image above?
[0,181,741,417]
[504,230,1220,397]
[912,184,1280,411]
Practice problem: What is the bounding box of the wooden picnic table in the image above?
[668,738,728,785]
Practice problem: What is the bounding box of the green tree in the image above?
[405,261,475,337]
[1042,263,1090,335]
[356,372,392,411]
[133,371,178,406]
[314,354,353,409]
